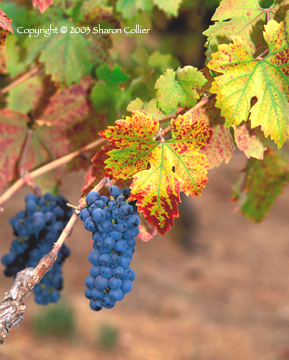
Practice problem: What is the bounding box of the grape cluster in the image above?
[1,192,73,305]
[80,186,139,311]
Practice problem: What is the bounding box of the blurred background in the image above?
[1,0,289,359]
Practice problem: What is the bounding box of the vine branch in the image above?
[0,137,106,209]
[0,65,43,97]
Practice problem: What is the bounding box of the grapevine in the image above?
[0,0,288,351]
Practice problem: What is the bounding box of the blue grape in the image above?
[81,188,139,311]
[2,192,72,305]
[121,279,133,293]
[109,185,121,198]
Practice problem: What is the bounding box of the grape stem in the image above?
[0,138,107,210]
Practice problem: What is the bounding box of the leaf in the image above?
[203,0,289,62]
[233,122,266,159]
[152,0,183,17]
[8,76,44,114]
[37,76,93,128]
[232,146,289,222]
[193,98,235,168]
[0,7,13,46]
[208,20,289,148]
[91,64,130,125]
[25,20,111,85]
[115,0,154,18]
[81,145,113,197]
[137,212,157,241]
[100,112,212,234]
[155,66,207,114]
[0,44,6,73]
[127,98,165,120]
[31,0,53,13]
[4,35,26,76]
[0,110,28,193]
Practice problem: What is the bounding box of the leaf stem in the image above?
[0,65,43,96]
[0,138,107,209]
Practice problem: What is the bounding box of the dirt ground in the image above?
[1,150,289,360]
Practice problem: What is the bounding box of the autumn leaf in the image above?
[233,122,266,160]
[0,8,13,46]
[193,97,234,168]
[155,66,207,114]
[37,77,93,128]
[0,111,28,193]
[203,0,289,62]
[0,110,67,194]
[208,20,289,148]
[31,0,53,14]
[232,146,289,222]
[100,111,212,234]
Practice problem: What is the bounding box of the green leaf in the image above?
[5,35,26,76]
[25,20,111,85]
[208,20,289,148]
[232,146,289,222]
[115,0,153,18]
[152,0,183,17]
[155,66,207,114]
[91,64,130,125]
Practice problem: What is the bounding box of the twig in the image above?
[0,177,108,344]
[0,137,106,209]
[0,65,42,97]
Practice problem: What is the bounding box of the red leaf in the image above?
[31,0,53,13]
[0,8,13,46]
[0,110,29,192]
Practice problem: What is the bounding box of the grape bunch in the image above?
[1,192,73,305]
[80,185,140,311]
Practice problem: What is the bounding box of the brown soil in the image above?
[1,150,289,360]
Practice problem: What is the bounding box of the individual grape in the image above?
[108,277,121,290]
[91,288,104,300]
[91,208,106,223]
[84,217,97,232]
[90,299,103,311]
[100,266,112,278]
[86,191,101,205]
[85,288,92,299]
[99,254,112,266]
[110,231,122,241]
[109,289,124,301]
[94,275,108,290]
[127,215,141,227]
[112,266,124,279]
[90,265,101,278]
[103,236,115,250]
[88,250,101,265]
[85,275,95,290]
[109,185,121,198]
[79,208,90,222]
[120,279,133,293]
